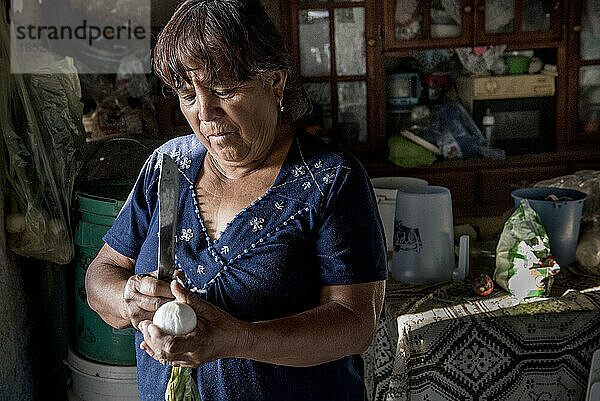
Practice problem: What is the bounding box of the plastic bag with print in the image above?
[494,199,560,298]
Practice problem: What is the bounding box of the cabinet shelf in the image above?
[363,148,600,217]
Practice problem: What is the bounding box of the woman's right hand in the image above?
[122,272,175,330]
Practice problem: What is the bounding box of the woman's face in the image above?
[177,71,287,168]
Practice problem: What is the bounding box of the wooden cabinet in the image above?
[383,0,562,52]
[472,0,562,46]
[280,0,600,216]
[280,1,382,153]
[565,0,600,148]
[382,0,473,50]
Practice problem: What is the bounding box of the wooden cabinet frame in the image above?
[382,0,473,51]
[565,0,600,148]
[280,0,384,155]
[473,0,563,45]
[383,0,563,52]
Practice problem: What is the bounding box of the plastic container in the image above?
[482,108,495,147]
[391,185,468,284]
[371,177,428,253]
[73,180,136,365]
[505,55,531,75]
[66,348,140,401]
[512,187,587,266]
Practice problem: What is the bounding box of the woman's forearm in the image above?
[85,244,134,329]
[86,260,132,329]
[235,282,384,367]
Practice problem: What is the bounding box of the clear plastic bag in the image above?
[534,170,600,225]
[534,171,600,274]
[0,15,86,264]
[420,102,505,160]
[575,223,600,275]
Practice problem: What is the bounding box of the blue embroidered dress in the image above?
[103,131,387,401]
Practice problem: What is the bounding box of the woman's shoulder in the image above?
[154,134,205,159]
[140,134,206,173]
[135,134,205,193]
[294,131,366,176]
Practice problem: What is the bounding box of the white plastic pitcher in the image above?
[371,177,428,252]
[391,185,469,284]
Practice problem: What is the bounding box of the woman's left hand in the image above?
[138,279,247,367]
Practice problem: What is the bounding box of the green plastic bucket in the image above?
[73,180,136,365]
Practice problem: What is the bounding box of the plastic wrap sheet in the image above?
[0,12,86,264]
[420,102,505,160]
[535,170,600,274]
[535,170,600,225]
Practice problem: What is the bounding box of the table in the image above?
[363,268,600,401]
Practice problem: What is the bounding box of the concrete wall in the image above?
[0,194,36,400]
[0,192,71,401]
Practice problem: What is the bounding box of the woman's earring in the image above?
[279,100,284,113]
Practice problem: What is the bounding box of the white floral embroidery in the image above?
[302,181,312,190]
[292,165,305,177]
[249,216,264,232]
[313,161,323,169]
[154,157,162,170]
[197,265,205,274]
[221,246,230,255]
[180,228,194,242]
[180,157,191,169]
[169,149,180,159]
[323,172,335,184]
[274,201,285,210]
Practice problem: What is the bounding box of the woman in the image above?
[85,0,387,399]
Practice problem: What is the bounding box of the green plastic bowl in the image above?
[505,55,530,75]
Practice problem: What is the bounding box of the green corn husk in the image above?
[165,367,202,401]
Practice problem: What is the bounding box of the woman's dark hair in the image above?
[153,0,309,124]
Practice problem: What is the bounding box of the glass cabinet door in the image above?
[579,67,600,138]
[431,0,463,39]
[394,0,425,41]
[298,10,331,77]
[577,1,600,139]
[289,1,374,151]
[483,0,514,34]
[386,0,470,48]
[580,0,600,61]
[521,0,553,32]
[566,0,600,145]
[476,0,562,44]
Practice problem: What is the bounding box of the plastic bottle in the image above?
[482,108,495,147]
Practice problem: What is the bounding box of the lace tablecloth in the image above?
[363,269,600,401]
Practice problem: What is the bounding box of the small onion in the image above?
[153,301,197,335]
[472,274,494,296]
[5,213,26,234]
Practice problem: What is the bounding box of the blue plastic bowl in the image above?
[511,187,587,266]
